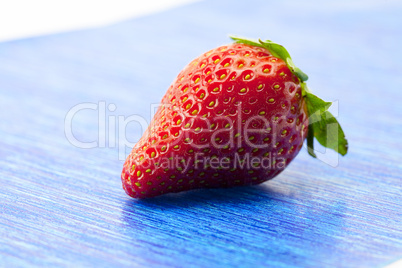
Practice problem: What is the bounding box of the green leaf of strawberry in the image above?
[304,90,348,156]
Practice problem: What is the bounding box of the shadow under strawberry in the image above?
[129,183,281,208]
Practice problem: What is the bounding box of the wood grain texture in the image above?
[1,0,401,267]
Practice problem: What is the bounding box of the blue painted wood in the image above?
[1,0,401,267]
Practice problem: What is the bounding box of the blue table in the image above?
[1,0,401,267]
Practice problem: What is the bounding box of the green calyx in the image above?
[301,83,348,157]
[231,36,348,158]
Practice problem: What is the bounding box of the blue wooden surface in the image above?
[1,0,402,267]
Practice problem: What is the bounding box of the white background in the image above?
[0,0,199,42]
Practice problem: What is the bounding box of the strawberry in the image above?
[121,36,348,198]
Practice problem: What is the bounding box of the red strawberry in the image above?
[121,36,348,198]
